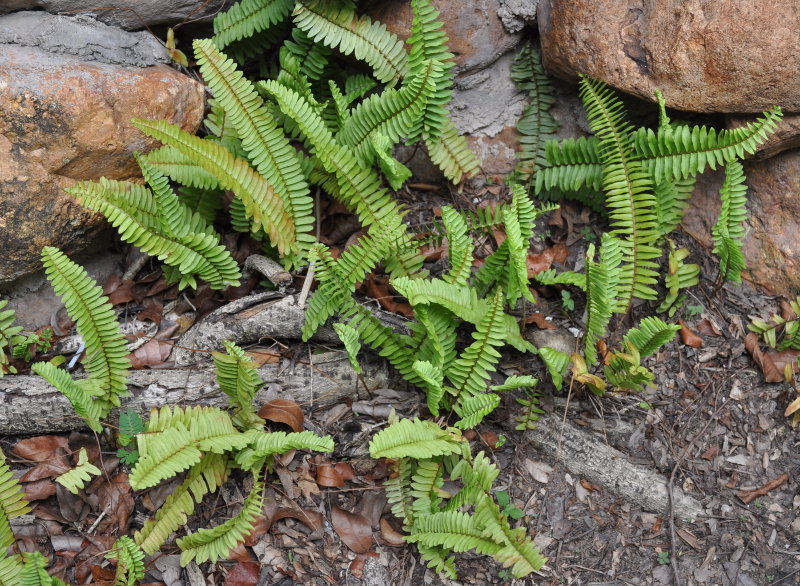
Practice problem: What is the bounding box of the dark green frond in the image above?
[712,161,748,283]
[212,0,294,49]
[633,106,782,183]
[535,136,603,195]
[293,0,409,84]
[426,118,480,184]
[406,0,455,142]
[509,43,559,185]
[623,316,680,358]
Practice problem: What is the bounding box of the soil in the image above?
[3,183,800,586]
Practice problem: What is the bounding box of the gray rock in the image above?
[0,0,233,30]
[497,0,539,33]
[0,11,168,66]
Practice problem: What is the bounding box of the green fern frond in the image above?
[491,374,537,392]
[212,0,294,49]
[0,555,23,586]
[236,429,334,470]
[474,494,546,577]
[633,106,782,182]
[514,387,544,431]
[653,176,696,236]
[143,146,222,191]
[132,119,300,260]
[338,59,441,165]
[384,458,416,531]
[194,39,315,264]
[283,27,333,81]
[369,418,463,460]
[579,76,660,310]
[623,316,680,358]
[213,341,264,429]
[446,290,507,401]
[106,536,145,586]
[538,346,570,389]
[135,453,229,555]
[657,241,700,314]
[454,393,500,430]
[441,207,473,287]
[426,118,480,184]
[68,176,241,290]
[417,544,458,579]
[533,268,587,290]
[504,184,536,306]
[333,322,362,374]
[292,0,409,84]
[55,448,100,495]
[509,44,559,185]
[177,187,224,227]
[30,363,103,431]
[370,132,413,190]
[0,448,30,550]
[535,136,603,196]
[406,0,455,142]
[410,459,445,516]
[33,248,130,413]
[712,161,748,283]
[407,510,502,555]
[0,301,22,378]
[17,552,51,586]
[131,407,247,490]
[584,240,617,363]
[177,474,264,566]
[412,359,445,415]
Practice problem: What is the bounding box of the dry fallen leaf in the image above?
[524,459,553,484]
[331,505,373,554]
[678,319,703,348]
[128,338,172,369]
[349,552,379,578]
[13,436,69,462]
[737,473,789,504]
[316,461,354,487]
[224,561,260,586]
[744,332,800,383]
[524,313,556,330]
[380,518,407,546]
[677,528,701,551]
[258,398,304,432]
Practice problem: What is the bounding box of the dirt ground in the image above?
[3,185,800,586]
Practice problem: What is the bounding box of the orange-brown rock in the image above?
[538,0,800,113]
[0,45,203,282]
[682,150,800,295]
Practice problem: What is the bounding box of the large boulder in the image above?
[682,150,800,295]
[538,0,800,113]
[0,12,204,283]
[0,0,232,29]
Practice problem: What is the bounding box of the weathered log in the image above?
[524,413,706,521]
[0,350,388,435]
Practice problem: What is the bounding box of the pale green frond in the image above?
[55,448,100,495]
[212,0,294,49]
[406,510,502,555]
[539,346,570,389]
[441,206,473,287]
[623,316,680,358]
[106,536,145,586]
[334,322,363,374]
[712,161,748,283]
[236,430,333,470]
[212,341,264,429]
[453,393,500,430]
[36,248,130,411]
[177,474,264,566]
[426,118,480,184]
[369,418,463,460]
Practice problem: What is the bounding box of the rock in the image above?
[364,0,520,76]
[538,0,800,113]
[0,12,204,283]
[682,150,800,295]
[726,113,800,161]
[0,0,232,30]
[497,0,539,34]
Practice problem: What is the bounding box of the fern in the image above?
[292,0,409,85]
[55,448,101,495]
[369,418,463,460]
[236,429,334,470]
[657,241,700,315]
[406,511,502,555]
[31,248,130,422]
[406,0,455,143]
[426,118,480,184]
[623,316,680,358]
[584,236,622,362]
[712,161,748,283]
[212,341,264,429]
[177,474,264,566]
[134,453,229,555]
[0,301,23,378]
[335,323,363,374]
[633,107,782,182]
[106,536,145,586]
[539,346,571,389]
[194,39,316,266]
[579,76,660,311]
[131,119,301,261]
[143,146,222,191]
[653,177,696,237]
[0,448,31,551]
[130,406,249,490]
[508,43,559,186]
[453,393,500,429]
[212,0,294,49]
